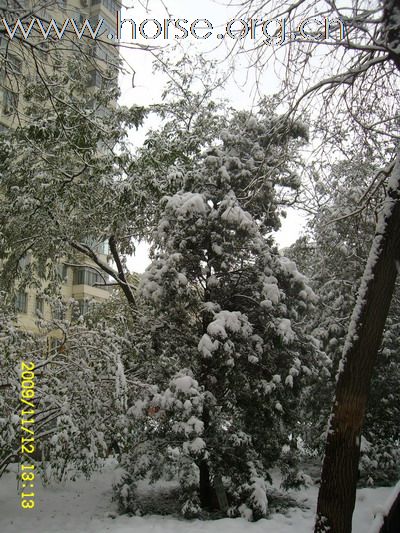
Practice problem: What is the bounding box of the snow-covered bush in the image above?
[0,294,129,482]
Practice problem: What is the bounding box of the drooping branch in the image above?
[108,235,137,308]
[69,239,136,309]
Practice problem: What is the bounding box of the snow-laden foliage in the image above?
[0,57,145,293]
[130,54,229,237]
[0,295,34,476]
[116,98,323,520]
[0,293,129,481]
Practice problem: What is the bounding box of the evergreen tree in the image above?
[117,101,323,520]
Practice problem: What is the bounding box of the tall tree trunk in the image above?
[314,153,400,533]
[198,246,217,510]
[199,406,214,509]
[199,459,213,508]
[379,486,400,533]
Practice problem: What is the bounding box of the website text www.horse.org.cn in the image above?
[1,14,346,45]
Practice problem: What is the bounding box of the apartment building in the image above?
[13,244,112,332]
[0,0,121,332]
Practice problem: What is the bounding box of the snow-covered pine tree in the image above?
[117,102,323,520]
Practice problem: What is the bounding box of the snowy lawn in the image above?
[0,461,394,533]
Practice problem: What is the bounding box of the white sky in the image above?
[117,0,307,272]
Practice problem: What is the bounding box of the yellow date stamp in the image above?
[20,361,36,510]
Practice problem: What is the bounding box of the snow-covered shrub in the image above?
[0,294,128,482]
[359,438,400,486]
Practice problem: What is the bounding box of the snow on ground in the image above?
[0,461,394,533]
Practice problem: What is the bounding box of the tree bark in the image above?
[379,488,400,533]
[199,405,214,509]
[199,457,213,509]
[198,246,216,510]
[314,154,400,533]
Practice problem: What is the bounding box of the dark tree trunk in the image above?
[198,405,216,509]
[379,488,400,533]
[314,157,400,533]
[198,251,217,511]
[199,457,213,509]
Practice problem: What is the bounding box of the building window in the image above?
[73,267,102,286]
[77,13,87,25]
[96,241,108,255]
[52,300,65,320]
[91,0,120,10]
[56,264,68,283]
[15,291,28,313]
[89,42,117,65]
[82,237,109,255]
[35,296,44,315]
[2,88,18,115]
[103,0,120,12]
[88,69,103,88]
[88,15,105,33]
[77,299,91,316]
